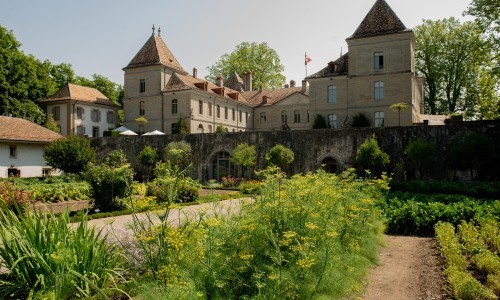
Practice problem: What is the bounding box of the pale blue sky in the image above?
[1,0,472,87]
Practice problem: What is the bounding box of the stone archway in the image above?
[321,156,338,173]
[210,151,235,180]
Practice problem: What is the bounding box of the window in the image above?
[208,124,213,133]
[140,79,145,93]
[281,111,287,124]
[9,146,17,159]
[374,111,384,127]
[232,108,235,121]
[260,112,267,124]
[307,110,310,123]
[224,107,228,119]
[92,126,99,137]
[139,101,145,115]
[171,123,179,134]
[328,114,337,128]
[245,112,249,123]
[172,99,178,114]
[374,52,384,70]
[52,106,60,121]
[197,124,204,133]
[374,81,384,100]
[327,85,337,103]
[76,107,84,119]
[91,109,101,122]
[199,100,203,115]
[216,105,221,118]
[42,168,52,177]
[106,111,115,124]
[76,125,85,136]
[208,102,212,117]
[239,110,242,122]
[294,110,301,123]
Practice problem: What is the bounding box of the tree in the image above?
[404,139,436,179]
[390,102,409,126]
[174,118,189,134]
[415,18,496,119]
[466,0,500,75]
[165,141,192,170]
[134,116,147,134]
[265,144,294,170]
[312,114,328,129]
[206,42,286,90]
[74,74,124,106]
[43,136,96,174]
[215,124,228,133]
[137,145,158,167]
[351,113,370,127]
[230,143,256,178]
[356,135,390,177]
[44,114,60,133]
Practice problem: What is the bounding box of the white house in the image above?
[0,116,62,178]
[43,83,120,137]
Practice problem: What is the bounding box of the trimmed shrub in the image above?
[405,139,436,179]
[351,113,370,127]
[43,136,96,174]
[265,144,294,170]
[138,145,158,167]
[356,135,389,177]
[312,114,328,129]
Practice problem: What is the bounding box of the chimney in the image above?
[301,80,307,93]
[290,80,296,88]
[284,84,290,88]
[193,67,197,78]
[216,74,223,87]
[244,71,253,91]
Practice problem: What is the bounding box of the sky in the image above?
[0,0,473,87]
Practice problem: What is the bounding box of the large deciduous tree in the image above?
[74,74,124,106]
[206,42,286,90]
[415,18,498,119]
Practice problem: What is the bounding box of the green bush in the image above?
[43,136,96,174]
[404,139,436,179]
[138,145,158,167]
[312,114,328,129]
[230,143,256,178]
[104,149,128,167]
[351,113,370,127]
[164,141,192,169]
[265,144,294,170]
[238,180,263,195]
[0,203,124,299]
[84,163,133,212]
[356,135,390,177]
[147,178,199,203]
[389,180,500,199]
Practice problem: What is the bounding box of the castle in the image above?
[122,0,426,135]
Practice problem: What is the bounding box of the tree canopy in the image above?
[206,42,286,90]
[415,18,499,119]
[0,24,123,124]
[43,136,97,174]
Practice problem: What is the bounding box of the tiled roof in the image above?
[164,73,252,105]
[43,83,119,107]
[242,86,309,107]
[348,0,408,39]
[306,53,349,79]
[0,116,62,143]
[224,72,245,91]
[124,34,187,75]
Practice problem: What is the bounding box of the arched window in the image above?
[197,124,204,133]
[328,114,337,128]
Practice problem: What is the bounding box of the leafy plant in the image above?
[164,141,192,169]
[351,113,370,127]
[404,139,436,179]
[356,135,390,177]
[0,200,125,299]
[138,145,158,167]
[43,136,96,174]
[230,143,256,178]
[104,149,128,167]
[215,124,228,133]
[312,114,328,129]
[265,144,294,170]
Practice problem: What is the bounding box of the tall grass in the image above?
[130,169,386,299]
[0,196,126,299]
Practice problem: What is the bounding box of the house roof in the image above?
[306,53,349,79]
[0,116,62,143]
[124,34,187,74]
[242,86,309,107]
[43,83,119,107]
[348,0,408,40]
[224,71,245,91]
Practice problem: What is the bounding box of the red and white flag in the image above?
[305,53,312,65]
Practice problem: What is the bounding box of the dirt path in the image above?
[362,235,447,300]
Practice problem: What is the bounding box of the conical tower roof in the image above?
[348,0,408,39]
[124,33,187,74]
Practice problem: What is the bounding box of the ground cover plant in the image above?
[0,195,126,299]
[3,176,91,203]
[128,169,387,299]
[435,220,500,299]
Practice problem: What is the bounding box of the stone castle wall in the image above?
[90,121,500,181]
